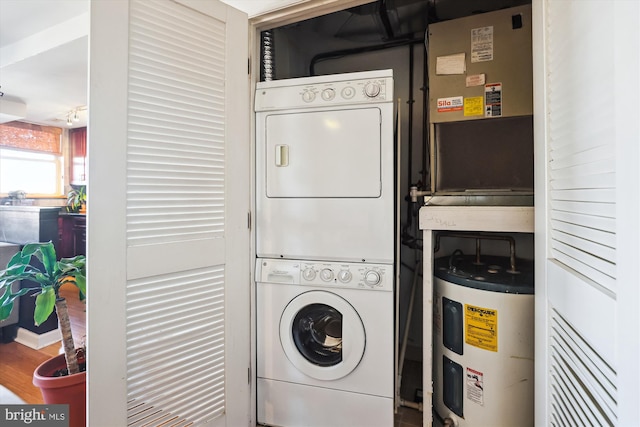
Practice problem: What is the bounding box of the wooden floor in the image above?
[0,283,85,404]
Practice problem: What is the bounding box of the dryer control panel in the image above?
[257,258,393,292]
[255,69,393,111]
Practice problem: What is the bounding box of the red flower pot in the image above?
[33,354,86,427]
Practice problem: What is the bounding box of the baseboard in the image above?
[14,327,61,349]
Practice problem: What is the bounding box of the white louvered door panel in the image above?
[537,0,640,425]
[546,0,616,295]
[88,0,250,426]
[544,1,618,423]
[549,309,617,426]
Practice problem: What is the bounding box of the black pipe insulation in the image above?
[421,36,429,190]
[378,0,395,40]
[309,38,422,76]
[407,45,414,190]
[404,44,415,232]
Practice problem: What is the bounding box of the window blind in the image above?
[0,122,62,154]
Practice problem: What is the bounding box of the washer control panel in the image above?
[257,258,393,292]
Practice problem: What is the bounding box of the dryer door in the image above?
[264,108,382,198]
[280,290,366,380]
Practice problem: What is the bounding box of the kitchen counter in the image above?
[0,205,60,246]
[58,212,86,217]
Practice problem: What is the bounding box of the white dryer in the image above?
[256,258,394,427]
[254,70,394,264]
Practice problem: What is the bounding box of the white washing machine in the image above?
[256,258,394,427]
[254,69,394,264]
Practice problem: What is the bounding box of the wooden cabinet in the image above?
[58,214,86,258]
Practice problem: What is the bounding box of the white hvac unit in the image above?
[432,242,534,426]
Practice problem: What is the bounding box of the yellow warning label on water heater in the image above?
[465,304,498,352]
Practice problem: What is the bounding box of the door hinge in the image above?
[248,57,251,75]
[248,366,251,384]
[248,211,252,230]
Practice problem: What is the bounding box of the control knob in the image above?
[364,270,381,286]
[338,270,352,283]
[302,268,316,281]
[320,268,334,282]
[363,82,381,98]
[321,88,335,101]
[302,90,316,102]
[341,86,356,99]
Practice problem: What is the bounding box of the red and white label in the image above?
[437,96,464,112]
[466,367,484,405]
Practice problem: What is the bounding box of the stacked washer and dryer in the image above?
[255,70,396,427]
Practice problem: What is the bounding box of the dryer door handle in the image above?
[275,144,289,167]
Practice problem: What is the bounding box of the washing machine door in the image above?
[280,290,366,381]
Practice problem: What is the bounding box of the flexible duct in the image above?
[261,31,274,81]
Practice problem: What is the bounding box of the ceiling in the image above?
[0,0,296,129]
[0,0,89,128]
[0,0,526,129]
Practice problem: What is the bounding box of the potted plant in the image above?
[66,185,87,214]
[0,241,86,427]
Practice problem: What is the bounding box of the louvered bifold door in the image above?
[124,0,249,426]
[541,1,619,425]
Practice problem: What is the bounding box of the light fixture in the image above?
[65,106,87,125]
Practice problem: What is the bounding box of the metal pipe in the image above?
[398,262,422,398]
[409,186,430,203]
[434,232,519,273]
[399,398,423,412]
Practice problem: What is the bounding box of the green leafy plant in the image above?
[0,242,86,375]
[66,185,87,213]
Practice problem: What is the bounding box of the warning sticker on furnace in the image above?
[484,83,502,117]
[465,304,498,352]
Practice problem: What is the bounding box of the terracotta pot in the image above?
[33,354,86,427]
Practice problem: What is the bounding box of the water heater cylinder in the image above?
[433,254,534,426]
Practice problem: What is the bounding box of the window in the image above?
[0,122,63,196]
[0,148,63,194]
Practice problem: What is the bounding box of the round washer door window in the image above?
[280,290,366,381]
